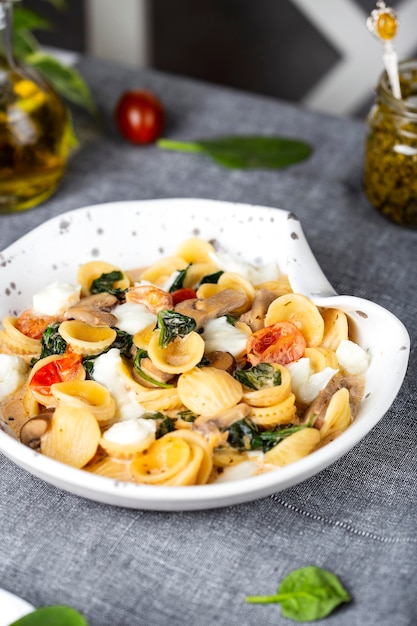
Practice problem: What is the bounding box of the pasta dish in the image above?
[0,237,369,487]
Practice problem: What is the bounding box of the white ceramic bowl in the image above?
[0,588,34,625]
[0,199,410,511]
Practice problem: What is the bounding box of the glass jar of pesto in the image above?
[363,59,417,227]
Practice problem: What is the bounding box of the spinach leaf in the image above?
[168,266,191,292]
[140,411,176,438]
[176,409,197,422]
[156,310,196,348]
[246,566,351,622]
[235,363,282,390]
[133,349,174,388]
[157,136,312,170]
[198,270,224,285]
[227,419,309,452]
[37,322,67,360]
[110,328,133,359]
[90,271,126,300]
[10,604,88,625]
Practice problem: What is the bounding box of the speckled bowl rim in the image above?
[0,198,410,511]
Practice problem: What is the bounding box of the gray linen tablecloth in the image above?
[0,56,416,626]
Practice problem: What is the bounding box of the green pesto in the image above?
[363,62,417,227]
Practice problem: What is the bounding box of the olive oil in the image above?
[0,0,69,212]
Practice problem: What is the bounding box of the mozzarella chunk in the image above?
[202,316,248,357]
[213,459,264,483]
[209,250,280,283]
[113,302,156,335]
[92,348,144,420]
[287,358,338,404]
[32,281,80,316]
[102,417,156,444]
[336,339,370,375]
[0,354,28,401]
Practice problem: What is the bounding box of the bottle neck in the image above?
[0,1,16,67]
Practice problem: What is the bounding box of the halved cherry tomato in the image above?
[246,321,306,366]
[114,90,165,144]
[171,288,197,305]
[29,353,83,396]
[15,309,57,339]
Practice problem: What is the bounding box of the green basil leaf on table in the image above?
[157,136,312,169]
[9,604,88,626]
[246,565,351,622]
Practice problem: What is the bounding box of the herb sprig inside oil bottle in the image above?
[0,0,94,213]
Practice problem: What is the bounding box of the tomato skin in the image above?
[246,321,306,366]
[29,353,83,396]
[114,90,165,144]
[171,288,197,305]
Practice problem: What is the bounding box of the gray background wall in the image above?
[23,0,417,119]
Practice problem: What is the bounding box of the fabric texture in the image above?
[0,57,416,626]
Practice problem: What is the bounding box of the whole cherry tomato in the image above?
[114,90,165,144]
[246,321,306,366]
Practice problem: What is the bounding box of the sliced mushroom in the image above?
[64,293,118,326]
[302,373,365,428]
[174,299,210,328]
[239,288,278,332]
[196,289,247,317]
[133,356,175,387]
[194,402,250,429]
[204,351,236,374]
[20,410,54,449]
[175,289,247,328]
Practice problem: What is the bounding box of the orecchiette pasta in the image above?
[0,237,369,487]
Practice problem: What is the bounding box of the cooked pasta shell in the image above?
[212,446,249,468]
[265,293,324,347]
[130,435,191,484]
[133,323,157,350]
[249,392,297,428]
[176,237,216,264]
[304,347,339,374]
[255,276,292,295]
[40,405,101,468]
[139,256,188,286]
[167,429,213,484]
[0,316,41,355]
[130,429,212,486]
[177,366,243,416]
[99,418,156,459]
[147,331,205,374]
[195,283,221,300]
[320,308,349,351]
[58,320,116,356]
[263,427,320,466]
[138,387,183,411]
[50,380,116,425]
[243,364,292,407]
[77,260,130,296]
[183,263,220,289]
[115,358,181,411]
[86,456,133,481]
[319,387,351,440]
[23,386,41,417]
[217,272,256,315]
